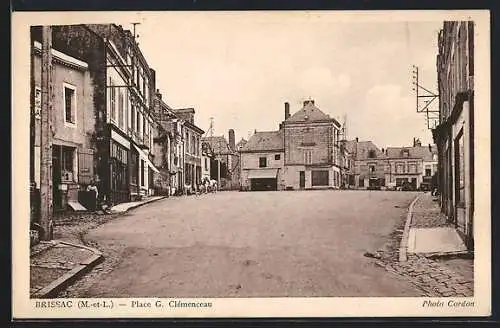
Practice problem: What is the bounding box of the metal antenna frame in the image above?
[205,117,215,137]
[412,65,440,129]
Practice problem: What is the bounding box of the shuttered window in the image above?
[78,148,94,184]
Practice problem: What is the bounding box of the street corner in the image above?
[30,240,103,299]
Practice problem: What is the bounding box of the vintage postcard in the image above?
[12,10,491,318]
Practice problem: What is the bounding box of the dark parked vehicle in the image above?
[419,182,431,191]
[401,181,415,191]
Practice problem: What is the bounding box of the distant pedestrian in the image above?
[87,180,99,200]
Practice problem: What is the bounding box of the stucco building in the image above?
[32,24,161,206]
[239,131,284,191]
[31,39,95,212]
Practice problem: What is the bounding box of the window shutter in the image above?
[78,148,94,184]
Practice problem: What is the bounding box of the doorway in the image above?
[299,171,305,189]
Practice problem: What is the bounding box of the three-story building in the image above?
[433,21,475,250]
[282,100,343,189]
[37,24,160,205]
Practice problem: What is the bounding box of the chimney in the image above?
[355,137,359,143]
[228,129,235,151]
[428,143,432,152]
[285,102,290,120]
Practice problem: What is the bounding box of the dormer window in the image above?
[402,149,410,158]
[368,150,376,158]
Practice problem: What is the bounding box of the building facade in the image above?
[346,139,388,189]
[33,24,160,206]
[173,108,204,193]
[385,142,438,190]
[151,90,185,196]
[202,131,240,190]
[433,21,475,250]
[344,138,438,190]
[31,39,95,212]
[282,100,343,190]
[239,131,284,191]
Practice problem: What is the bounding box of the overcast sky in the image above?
[120,13,442,148]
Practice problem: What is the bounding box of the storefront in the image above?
[247,169,279,191]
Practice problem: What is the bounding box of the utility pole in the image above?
[39,26,54,240]
[411,65,440,129]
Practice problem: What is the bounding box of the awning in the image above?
[133,144,160,173]
[247,169,278,179]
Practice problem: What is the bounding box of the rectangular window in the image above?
[304,150,312,164]
[205,158,208,170]
[259,157,267,168]
[312,170,329,186]
[141,159,145,186]
[136,111,140,134]
[130,151,138,185]
[275,154,280,160]
[118,91,124,128]
[63,85,76,124]
[369,165,375,173]
[409,163,417,174]
[130,103,135,131]
[109,80,116,122]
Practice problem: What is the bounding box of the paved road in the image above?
[78,190,423,297]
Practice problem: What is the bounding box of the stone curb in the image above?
[110,196,168,214]
[31,241,104,299]
[399,194,422,262]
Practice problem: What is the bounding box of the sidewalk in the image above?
[408,193,468,255]
[109,195,167,213]
[30,195,167,298]
[368,192,474,297]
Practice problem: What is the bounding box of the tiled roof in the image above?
[346,140,387,160]
[286,102,331,122]
[202,136,233,155]
[386,145,437,161]
[240,130,284,152]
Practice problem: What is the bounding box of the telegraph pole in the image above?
[39,26,54,240]
[411,65,439,129]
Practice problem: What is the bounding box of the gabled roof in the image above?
[347,140,387,160]
[286,102,332,122]
[240,130,284,152]
[202,136,233,155]
[386,145,437,161]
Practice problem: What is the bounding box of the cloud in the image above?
[348,84,432,147]
[295,67,351,99]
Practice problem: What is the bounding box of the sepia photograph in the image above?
[12,10,491,318]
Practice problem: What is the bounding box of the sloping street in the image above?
[61,190,424,298]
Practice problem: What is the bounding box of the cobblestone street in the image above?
[54,190,420,297]
[50,191,474,298]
